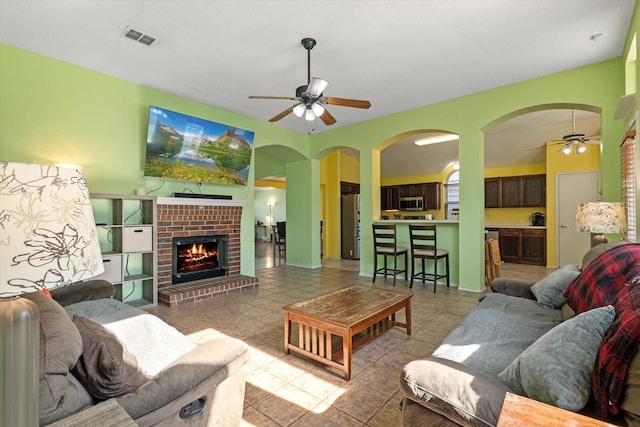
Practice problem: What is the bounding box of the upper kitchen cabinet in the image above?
[424,182,441,210]
[341,181,360,195]
[501,177,523,207]
[381,182,441,210]
[381,186,399,210]
[522,175,546,207]
[484,178,501,208]
[484,174,546,208]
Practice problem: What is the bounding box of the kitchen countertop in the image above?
[485,223,546,229]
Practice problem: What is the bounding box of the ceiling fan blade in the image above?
[325,97,371,109]
[249,95,296,100]
[319,109,337,126]
[269,106,295,122]
[305,77,329,97]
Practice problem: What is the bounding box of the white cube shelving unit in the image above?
[90,193,158,308]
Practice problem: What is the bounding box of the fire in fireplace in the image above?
[172,235,227,284]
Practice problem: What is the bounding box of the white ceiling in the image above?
[0,1,633,176]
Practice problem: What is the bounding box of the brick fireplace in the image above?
[156,197,258,307]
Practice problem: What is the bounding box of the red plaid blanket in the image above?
[564,243,640,415]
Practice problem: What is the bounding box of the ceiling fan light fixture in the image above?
[576,144,587,154]
[311,102,325,117]
[293,103,306,117]
[561,144,573,155]
[305,107,316,121]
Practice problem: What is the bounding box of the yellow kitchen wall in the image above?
[320,151,342,258]
[545,142,601,266]
[340,153,360,184]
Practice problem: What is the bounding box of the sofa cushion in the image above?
[21,291,92,424]
[72,315,151,400]
[498,305,615,411]
[490,278,535,300]
[432,292,562,379]
[401,357,510,427]
[530,264,580,309]
[51,280,115,306]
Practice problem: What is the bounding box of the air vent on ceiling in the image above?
[122,26,156,46]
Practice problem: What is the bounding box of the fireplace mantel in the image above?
[157,197,247,207]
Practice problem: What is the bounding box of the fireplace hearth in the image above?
[172,235,227,284]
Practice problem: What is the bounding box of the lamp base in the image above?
[1,296,40,427]
[590,233,608,248]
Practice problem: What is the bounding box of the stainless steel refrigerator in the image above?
[341,194,360,259]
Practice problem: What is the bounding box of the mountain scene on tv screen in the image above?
[145,108,253,185]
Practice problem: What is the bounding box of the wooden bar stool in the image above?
[372,223,408,286]
[409,224,450,292]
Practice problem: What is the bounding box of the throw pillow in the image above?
[72,315,150,400]
[530,264,580,309]
[21,291,88,424]
[498,305,615,412]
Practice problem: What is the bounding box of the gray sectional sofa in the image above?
[23,280,249,426]
[401,242,640,427]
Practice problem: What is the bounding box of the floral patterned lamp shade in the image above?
[1,162,105,426]
[576,202,627,247]
[0,162,104,296]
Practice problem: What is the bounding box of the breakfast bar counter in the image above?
[372,220,459,287]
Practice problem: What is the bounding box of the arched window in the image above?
[445,170,459,219]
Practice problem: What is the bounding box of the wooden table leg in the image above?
[343,330,353,380]
[284,312,291,354]
[405,300,412,335]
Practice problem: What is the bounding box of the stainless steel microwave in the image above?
[399,196,424,211]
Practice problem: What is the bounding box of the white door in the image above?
[556,171,600,266]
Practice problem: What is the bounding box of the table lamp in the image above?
[1,162,104,426]
[575,201,627,248]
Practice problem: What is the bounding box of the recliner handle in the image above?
[179,397,207,419]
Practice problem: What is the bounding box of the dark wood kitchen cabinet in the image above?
[484,178,501,208]
[381,182,441,210]
[500,177,523,208]
[423,182,441,210]
[521,229,546,265]
[498,228,546,266]
[485,174,546,208]
[522,175,546,207]
[498,228,522,263]
[381,186,399,210]
[340,181,360,195]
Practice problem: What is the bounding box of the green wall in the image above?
[0,43,306,277]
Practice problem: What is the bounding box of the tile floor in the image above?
[147,242,552,426]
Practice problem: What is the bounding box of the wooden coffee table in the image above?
[282,285,412,380]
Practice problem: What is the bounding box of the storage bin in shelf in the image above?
[93,254,122,284]
[122,226,153,252]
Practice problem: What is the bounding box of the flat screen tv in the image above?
[144,106,254,185]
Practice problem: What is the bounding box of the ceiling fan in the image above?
[528,110,601,154]
[249,38,371,126]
